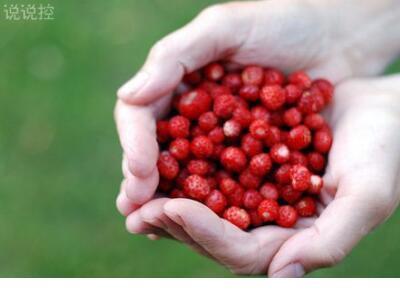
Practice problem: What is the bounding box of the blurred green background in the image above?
[1,0,400,277]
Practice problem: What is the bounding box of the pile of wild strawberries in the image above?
[156,63,333,230]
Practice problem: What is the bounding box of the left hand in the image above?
[124,76,400,277]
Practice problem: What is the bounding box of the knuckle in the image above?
[367,191,393,220]
[149,38,170,59]
[198,4,232,22]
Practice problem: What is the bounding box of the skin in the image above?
[114,0,400,277]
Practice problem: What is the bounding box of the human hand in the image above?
[115,0,400,216]
[124,75,400,276]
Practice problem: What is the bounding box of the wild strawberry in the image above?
[313,129,333,153]
[235,96,249,110]
[170,188,186,198]
[307,152,326,172]
[220,147,247,173]
[274,164,292,185]
[288,70,312,89]
[276,206,298,228]
[187,159,210,176]
[183,174,210,201]
[223,119,242,138]
[175,168,189,189]
[209,84,231,99]
[297,88,324,114]
[264,126,281,147]
[208,127,225,144]
[215,170,231,184]
[264,68,285,86]
[259,183,279,201]
[258,199,279,222]
[222,73,242,93]
[214,94,237,118]
[295,197,317,217]
[269,111,284,127]
[249,210,264,227]
[290,164,311,191]
[287,125,311,150]
[204,62,225,81]
[223,206,250,230]
[205,190,227,215]
[168,115,190,138]
[232,107,253,128]
[289,151,308,166]
[249,153,272,176]
[280,185,302,204]
[157,151,179,180]
[241,134,263,157]
[260,84,286,110]
[156,120,170,143]
[285,84,302,104]
[191,125,206,137]
[283,107,302,127]
[212,143,224,160]
[239,168,262,189]
[242,65,264,86]
[169,138,190,160]
[179,89,212,119]
[183,70,202,85]
[198,111,218,132]
[206,179,217,192]
[191,135,214,158]
[249,119,269,140]
[251,106,270,123]
[312,78,334,104]
[158,178,173,193]
[228,185,245,207]
[220,177,238,196]
[239,85,259,101]
[270,143,290,164]
[304,113,326,130]
[243,189,263,210]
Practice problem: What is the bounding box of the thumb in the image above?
[117,4,249,105]
[268,175,393,278]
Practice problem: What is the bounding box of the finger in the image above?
[163,199,263,274]
[125,208,172,239]
[117,4,248,104]
[116,180,140,216]
[126,198,212,258]
[268,175,393,278]
[147,234,161,241]
[138,198,213,259]
[115,100,159,177]
[124,168,159,206]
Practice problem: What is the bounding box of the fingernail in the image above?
[271,263,305,278]
[118,71,149,98]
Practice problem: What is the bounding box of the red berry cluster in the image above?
[156,63,333,230]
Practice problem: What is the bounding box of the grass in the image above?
[0,0,399,277]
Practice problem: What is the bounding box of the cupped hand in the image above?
[123,76,400,276]
[115,0,397,215]
[114,0,400,276]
